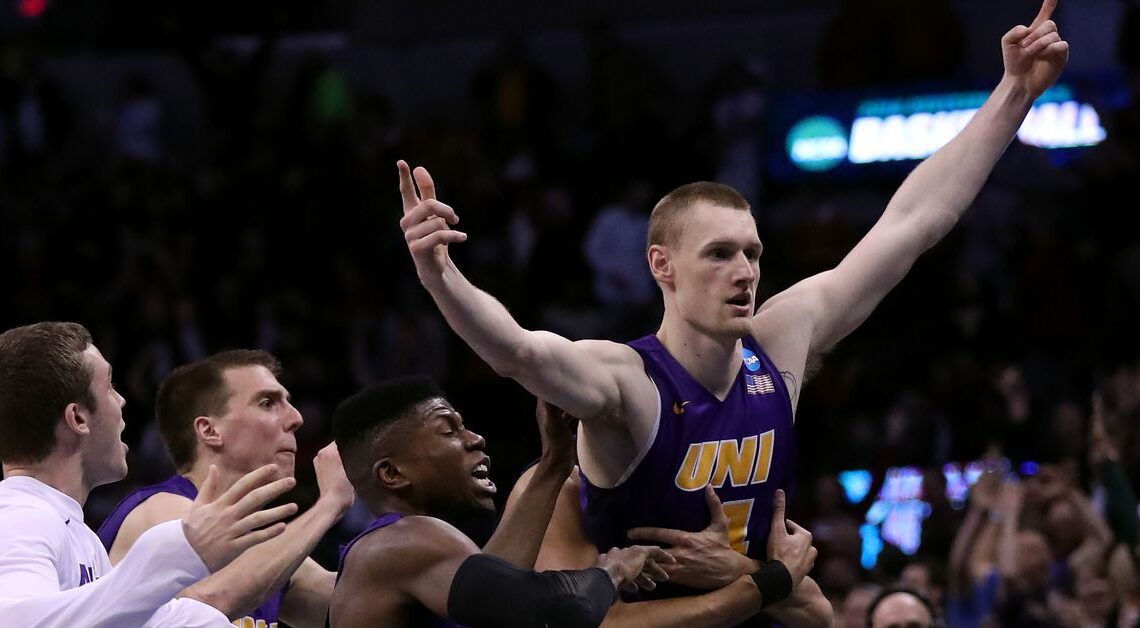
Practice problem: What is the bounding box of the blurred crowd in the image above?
[2,2,1140,625]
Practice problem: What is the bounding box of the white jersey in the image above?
[0,475,231,627]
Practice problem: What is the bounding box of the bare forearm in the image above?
[182,500,344,617]
[885,76,1034,243]
[764,576,833,628]
[421,262,612,418]
[485,460,572,567]
[279,564,335,628]
[422,262,534,377]
[601,577,762,628]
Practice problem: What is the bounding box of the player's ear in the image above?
[61,402,90,435]
[648,244,673,284]
[194,415,223,448]
[374,457,411,491]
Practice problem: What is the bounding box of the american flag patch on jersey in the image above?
[745,373,776,395]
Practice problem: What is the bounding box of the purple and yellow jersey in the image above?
[98,475,287,628]
[335,512,465,628]
[581,334,795,587]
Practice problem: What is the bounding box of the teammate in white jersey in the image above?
[0,321,297,627]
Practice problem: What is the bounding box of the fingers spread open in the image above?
[232,476,296,516]
[237,502,299,533]
[221,464,280,507]
[233,522,288,554]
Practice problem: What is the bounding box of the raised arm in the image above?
[484,400,577,567]
[398,161,643,422]
[755,0,1069,385]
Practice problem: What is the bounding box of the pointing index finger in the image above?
[1030,0,1057,30]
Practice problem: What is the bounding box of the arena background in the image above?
[1,0,1138,624]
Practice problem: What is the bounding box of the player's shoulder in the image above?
[124,491,193,528]
[350,515,477,576]
[109,491,193,554]
[575,338,644,367]
[0,491,68,546]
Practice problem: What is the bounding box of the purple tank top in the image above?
[335,513,465,628]
[98,474,287,625]
[581,335,795,600]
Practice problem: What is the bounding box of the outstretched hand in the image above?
[595,545,675,593]
[183,464,298,573]
[1001,0,1068,96]
[626,485,756,590]
[397,160,467,282]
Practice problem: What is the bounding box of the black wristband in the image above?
[750,560,793,608]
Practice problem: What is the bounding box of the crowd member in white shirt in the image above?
[0,321,298,627]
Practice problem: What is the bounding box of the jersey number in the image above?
[721,498,755,554]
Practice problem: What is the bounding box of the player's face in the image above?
[401,398,495,517]
[79,345,128,486]
[215,365,303,478]
[671,203,762,339]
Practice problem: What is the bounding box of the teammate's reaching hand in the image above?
[183,464,297,572]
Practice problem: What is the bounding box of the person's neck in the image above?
[656,315,743,400]
[2,454,91,505]
[373,494,424,518]
[184,456,244,495]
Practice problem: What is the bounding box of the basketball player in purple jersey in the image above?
[397,0,1067,621]
[329,377,672,627]
[0,322,297,626]
[99,350,355,627]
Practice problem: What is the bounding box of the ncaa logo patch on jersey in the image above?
[741,348,761,372]
[745,373,776,395]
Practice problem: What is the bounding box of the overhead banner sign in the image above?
[770,78,1125,181]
